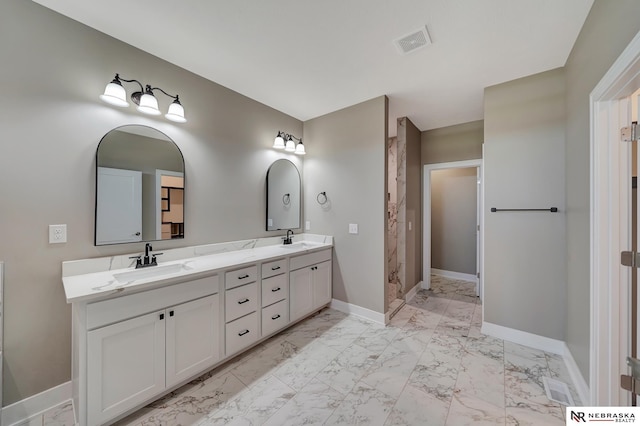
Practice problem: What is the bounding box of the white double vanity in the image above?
[63,234,333,425]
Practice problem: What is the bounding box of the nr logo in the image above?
[571,411,586,422]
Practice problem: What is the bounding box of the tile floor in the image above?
[34,275,580,425]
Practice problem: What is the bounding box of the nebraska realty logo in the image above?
[566,407,639,423]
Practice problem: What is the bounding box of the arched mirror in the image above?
[266,159,301,231]
[95,125,185,245]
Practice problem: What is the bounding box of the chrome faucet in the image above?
[130,243,163,269]
[283,230,294,245]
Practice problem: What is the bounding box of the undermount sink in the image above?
[280,241,322,249]
[113,263,185,283]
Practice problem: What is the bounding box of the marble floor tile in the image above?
[271,338,340,391]
[316,342,379,395]
[69,276,585,426]
[446,391,506,426]
[325,381,396,425]
[385,382,450,426]
[261,378,344,426]
[43,401,75,426]
[194,375,295,425]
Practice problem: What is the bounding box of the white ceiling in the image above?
[33,0,594,134]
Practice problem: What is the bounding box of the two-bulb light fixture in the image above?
[273,131,305,155]
[100,73,187,123]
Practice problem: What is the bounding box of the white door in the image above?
[87,311,165,425]
[166,294,220,388]
[96,167,142,244]
[313,261,332,307]
[290,267,313,321]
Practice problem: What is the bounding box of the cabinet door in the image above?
[166,294,220,388]
[87,311,165,425]
[290,267,314,322]
[313,260,332,308]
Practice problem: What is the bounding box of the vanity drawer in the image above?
[289,249,332,271]
[225,265,258,290]
[225,282,258,323]
[261,258,287,279]
[261,274,288,308]
[87,274,219,330]
[225,311,258,356]
[262,299,288,337]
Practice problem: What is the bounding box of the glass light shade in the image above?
[137,93,161,115]
[99,82,129,107]
[285,136,296,152]
[165,100,187,123]
[273,133,285,149]
[294,141,306,155]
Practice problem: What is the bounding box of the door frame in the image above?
[590,30,640,406]
[422,159,483,298]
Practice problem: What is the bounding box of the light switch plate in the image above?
[305,221,311,231]
[349,223,358,234]
[49,224,67,243]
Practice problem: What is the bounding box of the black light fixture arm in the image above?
[112,73,144,92]
[149,86,181,101]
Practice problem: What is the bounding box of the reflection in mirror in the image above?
[95,125,185,245]
[266,159,301,231]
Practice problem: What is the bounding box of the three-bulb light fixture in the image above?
[273,131,305,155]
[100,74,187,123]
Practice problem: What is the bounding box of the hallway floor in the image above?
[36,276,579,425]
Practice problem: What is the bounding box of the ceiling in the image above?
[33,0,594,135]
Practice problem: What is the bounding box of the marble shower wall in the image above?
[388,137,398,288]
[396,118,408,299]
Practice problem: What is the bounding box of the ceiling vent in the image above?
[394,25,432,55]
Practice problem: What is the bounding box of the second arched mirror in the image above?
[95,125,185,245]
[266,159,301,231]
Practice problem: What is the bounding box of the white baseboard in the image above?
[481,322,565,354]
[2,381,72,426]
[431,268,477,282]
[330,299,386,325]
[562,343,590,406]
[405,281,421,303]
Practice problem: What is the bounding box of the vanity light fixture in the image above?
[100,74,187,123]
[273,131,305,155]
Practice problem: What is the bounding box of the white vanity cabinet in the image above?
[261,258,289,336]
[289,249,332,322]
[224,265,260,356]
[77,275,220,426]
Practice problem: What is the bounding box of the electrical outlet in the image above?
[305,221,311,231]
[349,223,358,234]
[49,224,67,244]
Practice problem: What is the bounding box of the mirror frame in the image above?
[265,159,301,231]
[94,125,185,245]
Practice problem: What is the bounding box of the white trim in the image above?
[563,343,591,406]
[2,381,72,426]
[481,321,565,355]
[431,268,476,282]
[590,29,640,406]
[423,159,483,298]
[404,281,421,303]
[330,298,386,325]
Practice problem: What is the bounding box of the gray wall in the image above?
[422,120,484,165]
[303,97,388,314]
[565,0,640,381]
[1,0,303,405]
[484,68,566,340]
[431,168,477,275]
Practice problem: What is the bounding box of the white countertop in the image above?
[63,238,332,304]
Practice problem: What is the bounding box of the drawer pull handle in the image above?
[271,266,281,270]
[159,313,164,320]
[238,274,250,280]
[271,287,281,292]
[271,314,281,320]
[238,329,250,336]
[169,311,174,317]
[238,298,250,304]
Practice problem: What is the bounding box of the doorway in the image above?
[423,159,483,298]
[590,31,640,406]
